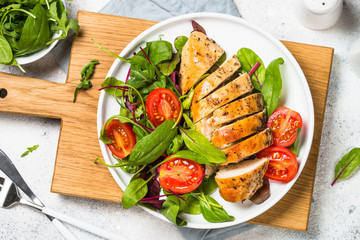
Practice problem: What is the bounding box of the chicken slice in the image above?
[179,31,224,95]
[211,110,267,147]
[195,116,215,140]
[191,73,253,123]
[215,158,269,203]
[221,128,273,165]
[192,55,241,102]
[208,93,264,127]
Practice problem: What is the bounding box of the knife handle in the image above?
[52,218,78,240]
[43,207,127,240]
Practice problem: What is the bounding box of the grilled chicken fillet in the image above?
[179,31,224,94]
[215,158,269,203]
[211,110,267,147]
[192,55,241,102]
[191,73,252,123]
[221,128,273,165]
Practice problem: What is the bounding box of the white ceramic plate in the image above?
[97,12,314,229]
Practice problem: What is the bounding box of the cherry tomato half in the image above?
[146,88,181,127]
[257,146,298,182]
[158,157,204,194]
[105,119,136,158]
[267,107,303,147]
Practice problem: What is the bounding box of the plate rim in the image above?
[97,12,315,229]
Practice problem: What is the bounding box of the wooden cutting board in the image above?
[0,11,333,232]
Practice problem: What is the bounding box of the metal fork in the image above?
[0,175,77,240]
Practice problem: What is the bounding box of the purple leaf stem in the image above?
[98,85,128,91]
[140,46,151,64]
[248,62,262,88]
[170,71,181,93]
[131,106,154,133]
[141,193,174,201]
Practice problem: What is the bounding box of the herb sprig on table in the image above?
[0,0,79,71]
[21,144,39,157]
[73,59,99,103]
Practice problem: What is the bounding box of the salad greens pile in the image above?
[0,0,79,71]
[95,35,235,225]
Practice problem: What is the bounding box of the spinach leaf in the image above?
[262,58,284,117]
[180,128,227,164]
[332,148,360,186]
[101,77,125,97]
[128,64,156,89]
[16,4,50,56]
[159,197,187,226]
[165,150,211,165]
[199,194,234,223]
[21,144,39,157]
[158,52,180,76]
[174,36,188,55]
[200,174,217,195]
[147,40,173,65]
[236,48,265,91]
[289,128,301,156]
[0,35,13,64]
[122,178,149,209]
[128,120,177,166]
[166,135,184,155]
[179,194,201,215]
[138,76,166,95]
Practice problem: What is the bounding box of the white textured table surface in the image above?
[1,1,360,239]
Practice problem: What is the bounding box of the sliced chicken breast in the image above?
[209,93,264,127]
[221,128,273,165]
[195,116,215,140]
[179,31,224,95]
[211,110,267,147]
[192,55,241,102]
[215,158,269,203]
[191,73,253,123]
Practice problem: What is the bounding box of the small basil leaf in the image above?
[332,148,360,185]
[236,48,265,91]
[180,129,226,164]
[122,178,148,209]
[128,120,177,166]
[262,57,284,117]
[199,195,234,223]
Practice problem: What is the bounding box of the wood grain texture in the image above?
[0,11,333,231]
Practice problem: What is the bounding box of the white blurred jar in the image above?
[294,0,343,30]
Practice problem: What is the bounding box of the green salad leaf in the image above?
[332,148,360,186]
[199,194,234,223]
[122,178,149,209]
[174,36,188,54]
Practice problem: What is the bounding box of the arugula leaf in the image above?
[128,120,177,166]
[0,35,13,64]
[199,194,234,223]
[174,36,188,55]
[180,128,227,164]
[236,48,265,91]
[21,144,39,157]
[289,128,301,156]
[16,4,50,57]
[262,58,284,117]
[122,178,149,209]
[332,148,360,186]
[158,52,180,76]
[166,135,184,155]
[73,59,99,102]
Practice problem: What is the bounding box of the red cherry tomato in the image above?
[267,107,303,147]
[158,157,204,194]
[146,88,181,127]
[105,119,136,158]
[257,146,298,182]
